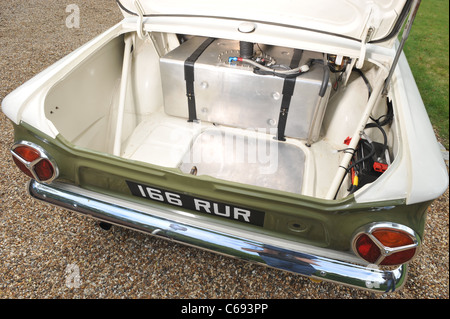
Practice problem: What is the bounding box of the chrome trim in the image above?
[352,222,421,265]
[11,141,59,183]
[28,180,408,293]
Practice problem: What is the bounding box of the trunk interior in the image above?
[44,31,397,200]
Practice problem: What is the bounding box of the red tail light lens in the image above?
[353,223,419,266]
[372,229,417,265]
[13,146,40,162]
[34,159,55,181]
[11,142,58,183]
[354,233,381,263]
[12,155,35,178]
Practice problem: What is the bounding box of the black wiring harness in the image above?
[347,98,394,194]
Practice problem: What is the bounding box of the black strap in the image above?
[184,37,215,122]
[276,49,303,141]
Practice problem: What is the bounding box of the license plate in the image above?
[127,181,265,227]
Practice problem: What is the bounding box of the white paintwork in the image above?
[1,22,131,138]
[118,0,407,43]
[113,33,135,156]
[1,3,448,205]
[325,65,388,199]
[122,110,206,167]
[1,15,392,139]
[354,51,449,204]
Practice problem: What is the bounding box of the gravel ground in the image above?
[0,0,448,300]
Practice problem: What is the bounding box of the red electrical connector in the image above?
[373,162,388,173]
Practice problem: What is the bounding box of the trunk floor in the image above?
[122,112,306,194]
[179,129,305,194]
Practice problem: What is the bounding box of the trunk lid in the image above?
[116,0,412,45]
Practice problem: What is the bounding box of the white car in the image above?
[2,0,448,292]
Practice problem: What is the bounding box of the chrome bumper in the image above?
[28,180,408,293]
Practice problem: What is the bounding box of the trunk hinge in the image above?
[133,0,166,56]
[356,26,375,69]
[134,0,150,40]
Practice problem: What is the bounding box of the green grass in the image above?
[402,0,449,149]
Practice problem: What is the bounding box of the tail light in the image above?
[352,222,420,266]
[10,141,58,183]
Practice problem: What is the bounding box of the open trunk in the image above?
[44,30,396,200]
[5,0,450,293]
